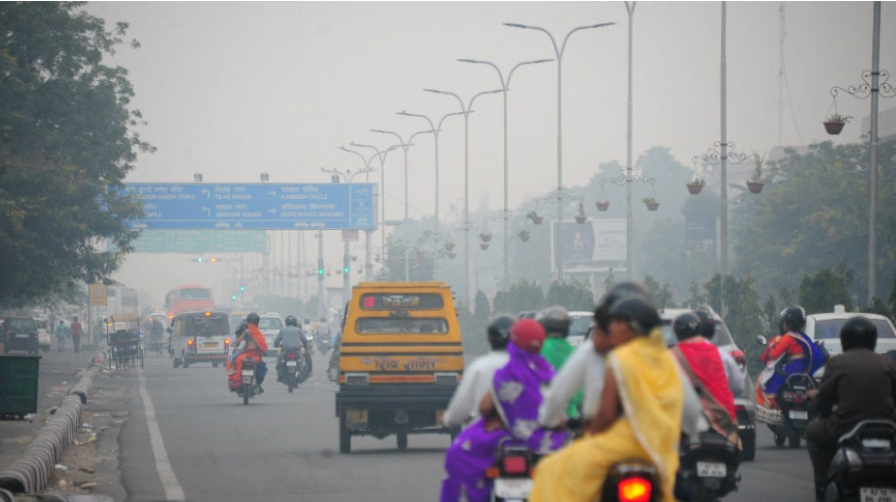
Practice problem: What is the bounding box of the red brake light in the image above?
[618,477,652,502]
[730,349,746,366]
[286,351,298,360]
[502,456,528,475]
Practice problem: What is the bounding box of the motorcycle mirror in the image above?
[756,335,767,346]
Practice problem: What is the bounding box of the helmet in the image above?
[285,315,298,327]
[693,309,717,340]
[782,306,806,332]
[235,320,249,336]
[487,315,516,349]
[303,317,311,325]
[673,312,702,341]
[595,281,653,332]
[840,316,877,352]
[246,312,260,325]
[609,297,661,336]
[510,319,546,353]
[539,306,571,337]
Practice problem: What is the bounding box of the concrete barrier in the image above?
[0,361,99,494]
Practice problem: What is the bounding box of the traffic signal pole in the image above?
[343,238,350,308]
[318,229,325,319]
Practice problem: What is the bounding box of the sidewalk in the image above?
[0,345,128,500]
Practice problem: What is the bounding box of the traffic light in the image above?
[231,294,238,301]
[343,265,350,275]
[239,285,246,292]
[197,257,204,263]
[318,267,324,276]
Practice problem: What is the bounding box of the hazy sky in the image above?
[84,1,896,304]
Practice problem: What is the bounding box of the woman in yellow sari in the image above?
[529,297,685,502]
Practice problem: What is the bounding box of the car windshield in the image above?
[6,318,35,331]
[185,316,229,337]
[258,317,283,330]
[569,316,592,338]
[180,288,211,300]
[356,317,449,334]
[814,318,896,340]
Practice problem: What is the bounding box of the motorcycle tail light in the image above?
[729,349,746,373]
[502,455,528,475]
[618,477,652,502]
[286,351,298,360]
[485,466,500,479]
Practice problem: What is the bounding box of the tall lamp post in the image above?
[623,1,636,280]
[457,57,553,290]
[350,142,400,275]
[828,0,894,303]
[321,167,376,304]
[504,21,615,280]
[423,87,502,304]
[397,110,466,279]
[338,145,384,282]
[370,128,432,281]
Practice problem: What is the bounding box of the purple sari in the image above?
[439,344,567,502]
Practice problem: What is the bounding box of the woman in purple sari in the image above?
[440,319,567,502]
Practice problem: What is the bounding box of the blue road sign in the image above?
[124,183,377,230]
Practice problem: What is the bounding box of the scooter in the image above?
[770,373,816,448]
[279,347,306,393]
[238,359,259,405]
[678,430,741,502]
[824,419,896,502]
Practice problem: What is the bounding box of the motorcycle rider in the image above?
[693,309,745,398]
[273,315,309,383]
[316,316,331,353]
[671,312,738,439]
[805,316,896,502]
[538,306,582,420]
[442,315,513,430]
[228,313,268,393]
[757,306,826,409]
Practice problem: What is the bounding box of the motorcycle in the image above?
[770,373,817,448]
[823,419,896,502]
[279,347,307,393]
[486,439,537,502]
[238,359,260,405]
[678,430,741,502]
[317,332,331,355]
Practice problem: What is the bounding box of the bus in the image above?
[165,285,215,317]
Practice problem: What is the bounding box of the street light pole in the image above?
[624,2,636,280]
[504,21,614,281]
[371,129,432,282]
[397,110,465,280]
[338,145,381,282]
[423,88,502,305]
[457,57,552,290]
[351,142,399,277]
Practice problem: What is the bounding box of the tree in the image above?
[545,281,594,311]
[702,273,765,375]
[0,3,151,307]
[799,263,853,314]
[504,280,545,314]
[643,275,674,309]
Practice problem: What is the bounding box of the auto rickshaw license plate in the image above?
[860,487,896,502]
[347,409,368,427]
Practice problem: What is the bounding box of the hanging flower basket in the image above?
[480,232,493,243]
[479,242,489,250]
[686,182,704,195]
[444,241,456,252]
[575,215,587,224]
[574,202,586,224]
[518,230,530,242]
[447,251,457,259]
[532,216,543,225]
[642,198,659,211]
[747,181,765,194]
[595,201,610,212]
[351,255,358,262]
[823,121,845,135]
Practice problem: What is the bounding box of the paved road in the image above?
[117,350,818,502]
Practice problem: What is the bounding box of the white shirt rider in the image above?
[442,349,509,429]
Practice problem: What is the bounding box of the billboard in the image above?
[550,219,626,271]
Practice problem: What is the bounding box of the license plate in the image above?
[860,487,896,502]
[696,462,727,478]
[241,370,254,377]
[15,334,29,338]
[203,342,218,348]
[789,410,808,420]
[286,361,297,367]
[493,478,533,498]
[346,409,368,427]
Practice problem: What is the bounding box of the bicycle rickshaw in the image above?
[106,313,144,369]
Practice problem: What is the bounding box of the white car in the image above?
[257,313,284,356]
[35,318,51,352]
[804,306,896,378]
[567,311,594,348]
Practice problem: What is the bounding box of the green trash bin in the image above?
[0,355,41,419]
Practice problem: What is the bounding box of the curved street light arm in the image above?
[397,111,436,134]
[561,22,616,57]
[504,23,560,58]
[338,145,374,170]
[507,58,553,88]
[468,89,503,109]
[423,88,466,112]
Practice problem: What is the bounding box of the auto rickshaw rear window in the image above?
[359,294,444,310]
[355,317,449,334]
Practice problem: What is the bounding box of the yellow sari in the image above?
[529,329,684,502]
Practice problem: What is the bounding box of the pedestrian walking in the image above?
[70,317,83,353]
[55,320,68,352]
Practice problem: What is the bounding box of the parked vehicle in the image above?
[678,430,741,502]
[1,316,39,355]
[35,318,51,352]
[823,419,896,502]
[169,311,230,368]
[660,308,757,461]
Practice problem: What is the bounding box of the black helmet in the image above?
[673,312,702,341]
[840,316,877,352]
[246,312,260,325]
[285,315,298,327]
[487,315,516,349]
[693,309,717,340]
[595,281,653,332]
[235,320,249,336]
[782,306,806,332]
[609,297,661,336]
[539,306,572,337]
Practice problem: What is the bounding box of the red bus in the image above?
[165,285,216,317]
